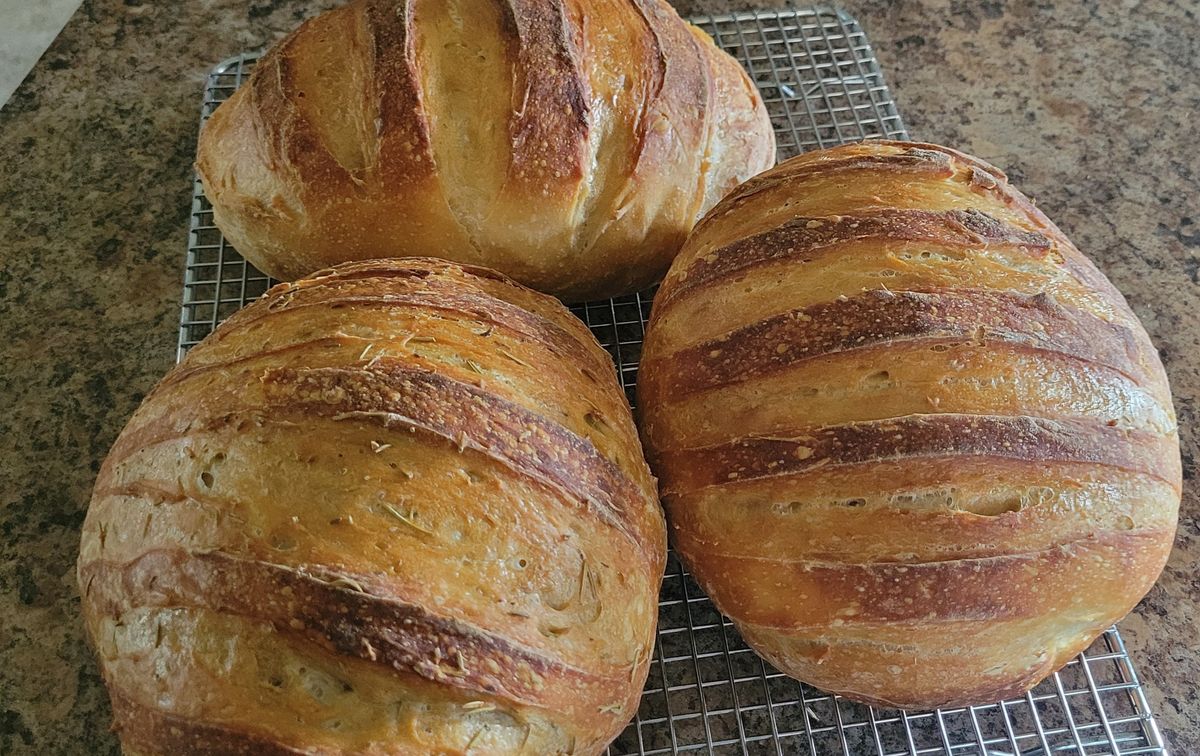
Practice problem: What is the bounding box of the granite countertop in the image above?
[1,0,1196,753]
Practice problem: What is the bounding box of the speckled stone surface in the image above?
[1,0,1196,753]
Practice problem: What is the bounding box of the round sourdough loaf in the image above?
[195,0,775,302]
[638,140,1180,709]
[78,258,666,754]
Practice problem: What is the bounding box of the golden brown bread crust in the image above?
[638,140,1181,709]
[651,288,1155,397]
[78,258,666,754]
[108,686,310,756]
[195,0,775,301]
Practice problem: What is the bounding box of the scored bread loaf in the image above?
[638,140,1180,709]
[195,0,775,302]
[77,258,666,754]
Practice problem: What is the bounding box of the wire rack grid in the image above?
[178,6,1169,756]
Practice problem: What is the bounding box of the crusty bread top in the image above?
[195,0,775,300]
[637,140,1179,709]
[79,258,666,754]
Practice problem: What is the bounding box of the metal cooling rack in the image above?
[179,6,1169,755]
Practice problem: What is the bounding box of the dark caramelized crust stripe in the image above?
[695,142,1064,246]
[659,209,1062,309]
[85,550,628,719]
[109,687,307,756]
[153,335,364,394]
[503,0,590,190]
[263,361,654,554]
[626,0,707,174]
[245,8,372,197]
[678,529,1172,627]
[365,0,437,187]
[713,147,958,208]
[291,258,603,335]
[648,288,1150,398]
[657,414,1181,496]
[300,257,596,325]
[200,272,614,382]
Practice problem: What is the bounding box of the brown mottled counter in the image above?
[0,0,1196,753]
